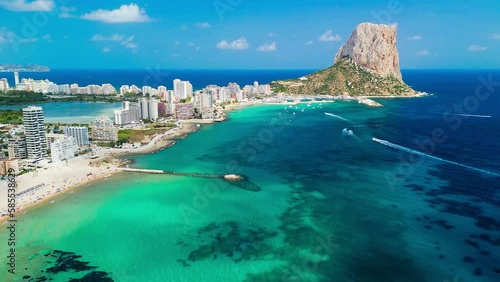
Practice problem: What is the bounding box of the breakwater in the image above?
[120,168,261,192]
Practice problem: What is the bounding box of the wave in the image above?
[325,112,357,124]
[372,137,499,176]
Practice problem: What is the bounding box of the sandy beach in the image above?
[0,156,119,223]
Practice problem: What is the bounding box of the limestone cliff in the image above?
[334,22,401,80]
[271,22,417,96]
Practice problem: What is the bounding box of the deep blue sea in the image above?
[0,69,499,281]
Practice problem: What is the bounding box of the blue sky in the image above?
[0,0,499,69]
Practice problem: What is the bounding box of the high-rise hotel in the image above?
[22,106,48,160]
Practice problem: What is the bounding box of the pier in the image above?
[119,168,261,192]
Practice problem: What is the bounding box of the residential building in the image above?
[128,102,141,123]
[139,98,149,120]
[7,137,27,159]
[92,116,117,142]
[14,72,19,85]
[0,158,19,176]
[142,86,152,96]
[148,98,159,120]
[45,133,65,144]
[175,103,194,120]
[114,109,130,125]
[22,106,48,160]
[158,86,167,100]
[101,84,116,95]
[0,78,9,91]
[173,79,193,99]
[64,127,90,146]
[50,137,78,163]
[120,85,130,95]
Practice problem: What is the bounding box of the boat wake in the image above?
[342,128,361,142]
[325,112,357,124]
[433,112,492,118]
[372,137,499,176]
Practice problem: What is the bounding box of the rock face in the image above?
[334,23,401,80]
[271,22,417,96]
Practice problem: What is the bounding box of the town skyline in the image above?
[0,0,499,70]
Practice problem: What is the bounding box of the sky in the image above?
[0,0,499,70]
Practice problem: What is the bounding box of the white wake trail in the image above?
[432,112,492,118]
[372,137,500,176]
[325,112,357,124]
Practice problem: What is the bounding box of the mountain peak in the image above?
[334,22,402,80]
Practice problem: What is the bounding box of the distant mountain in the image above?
[0,63,50,72]
[271,22,417,96]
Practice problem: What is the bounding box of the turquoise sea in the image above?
[1,70,499,281]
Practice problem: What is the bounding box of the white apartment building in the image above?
[0,78,9,91]
[22,106,48,160]
[114,109,130,125]
[64,126,90,147]
[139,98,149,119]
[173,79,193,99]
[50,136,78,163]
[92,116,118,142]
[120,85,130,95]
[148,98,159,121]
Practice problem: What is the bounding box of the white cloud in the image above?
[416,50,429,56]
[59,6,76,18]
[319,30,341,42]
[120,36,138,49]
[92,34,125,41]
[257,42,276,52]
[81,4,152,23]
[389,22,399,28]
[0,28,37,44]
[196,46,201,51]
[0,0,53,11]
[305,40,314,45]
[102,47,111,52]
[467,44,487,51]
[489,33,500,40]
[216,37,249,50]
[195,22,211,28]
[407,35,423,41]
[42,34,51,40]
[181,25,188,30]
[268,32,275,37]
[93,34,137,50]
[188,42,195,46]
[174,41,180,46]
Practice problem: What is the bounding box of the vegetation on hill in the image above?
[0,90,50,105]
[0,109,23,124]
[0,90,146,105]
[117,125,174,145]
[271,58,416,96]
